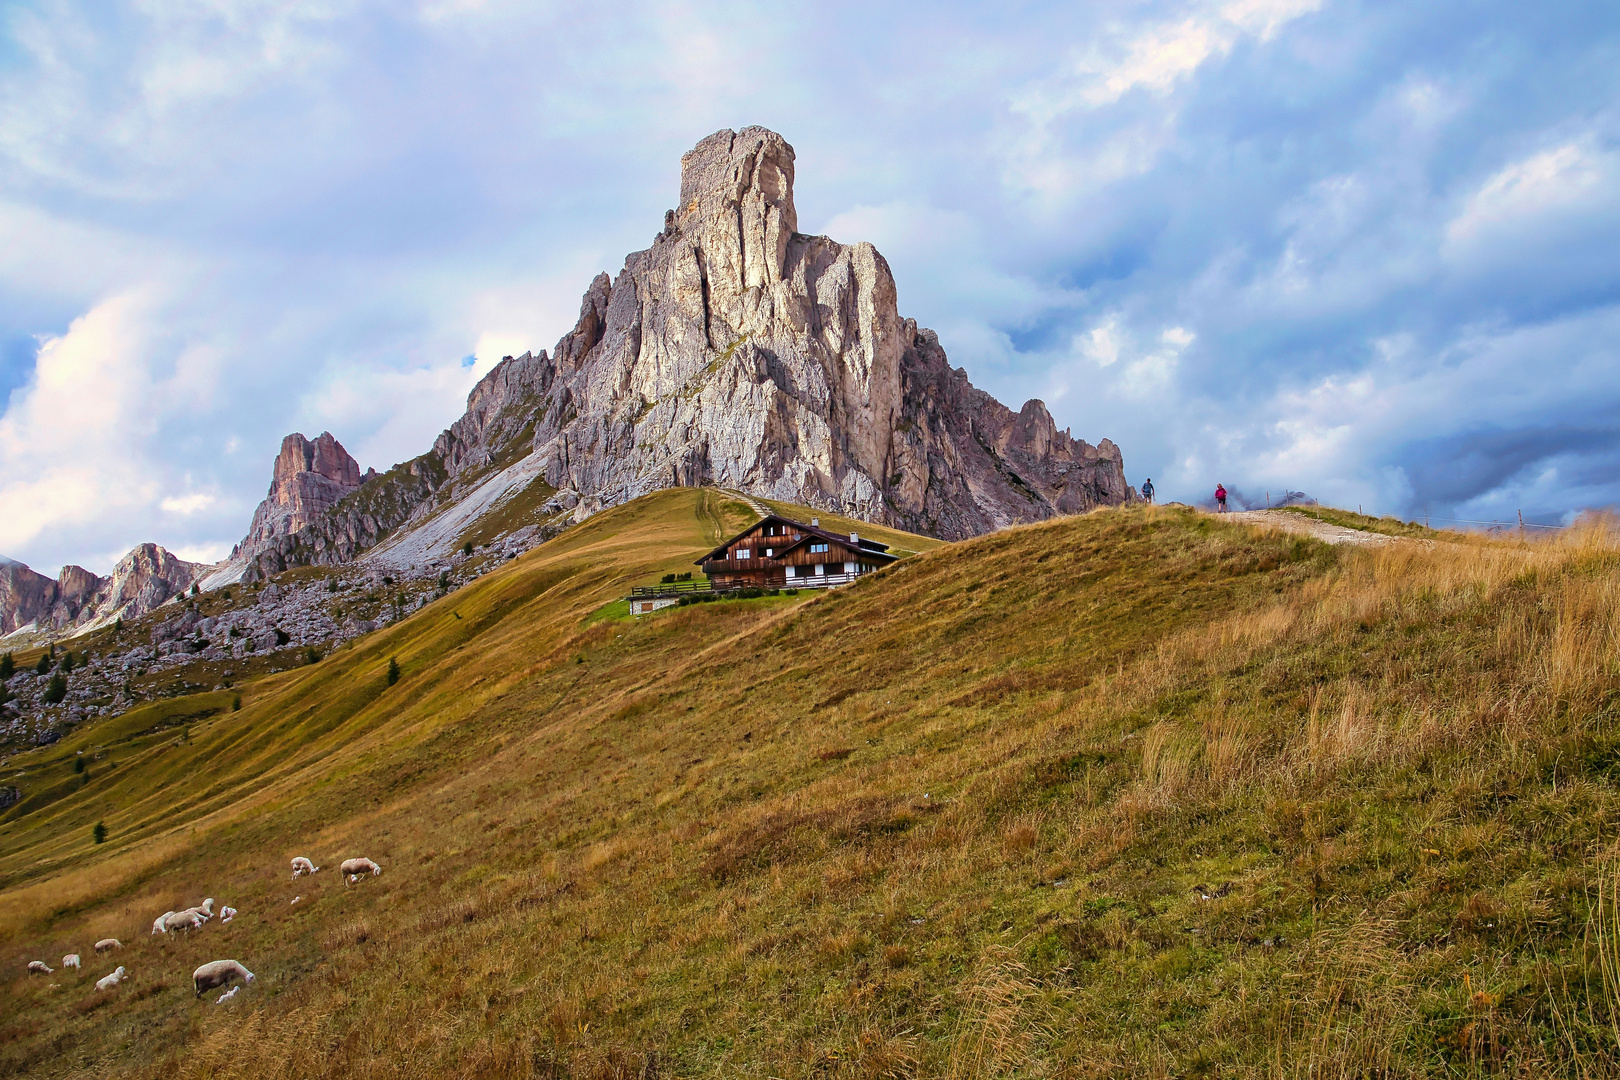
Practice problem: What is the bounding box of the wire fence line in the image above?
[1422,515,1568,531]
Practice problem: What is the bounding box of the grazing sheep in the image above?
[219,905,237,923]
[62,954,80,970]
[290,896,301,905]
[26,960,52,975]
[161,910,204,933]
[94,938,122,953]
[151,912,174,935]
[340,857,381,884]
[95,966,127,991]
[215,985,240,1004]
[291,857,319,878]
[193,959,254,998]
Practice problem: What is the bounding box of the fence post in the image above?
[1519,510,1524,541]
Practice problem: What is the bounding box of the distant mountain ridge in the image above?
[0,544,203,638]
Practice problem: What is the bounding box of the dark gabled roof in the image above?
[694,513,895,566]
[774,528,898,564]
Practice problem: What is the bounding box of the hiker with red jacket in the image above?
[1215,483,1227,512]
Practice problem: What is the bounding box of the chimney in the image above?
[850,532,859,543]
[811,517,819,527]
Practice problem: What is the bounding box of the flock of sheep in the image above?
[22,854,382,1002]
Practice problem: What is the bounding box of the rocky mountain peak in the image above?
[275,432,363,489]
[0,543,201,638]
[239,432,373,560]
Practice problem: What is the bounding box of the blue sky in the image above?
[2,0,1617,573]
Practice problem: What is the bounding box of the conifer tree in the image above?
[0,652,12,679]
[387,656,400,686]
[92,821,107,844]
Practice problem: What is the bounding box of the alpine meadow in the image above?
[5,490,1620,1076]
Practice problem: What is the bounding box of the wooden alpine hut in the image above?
[696,514,899,590]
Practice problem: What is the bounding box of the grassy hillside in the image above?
[2,494,1619,1077]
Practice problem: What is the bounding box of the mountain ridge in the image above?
[5,125,1133,630]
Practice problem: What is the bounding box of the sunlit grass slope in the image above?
[4,497,1620,1077]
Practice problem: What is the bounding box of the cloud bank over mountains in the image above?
[2,0,1617,571]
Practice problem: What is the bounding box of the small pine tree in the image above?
[437,571,449,592]
[74,755,85,774]
[113,617,123,636]
[463,541,474,557]
[232,695,242,712]
[92,821,107,844]
[35,652,50,675]
[0,683,10,707]
[190,582,199,596]
[305,646,322,665]
[0,651,12,679]
[61,651,74,674]
[43,672,67,704]
[387,657,400,686]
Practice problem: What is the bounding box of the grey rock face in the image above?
[238,433,373,561]
[0,543,202,637]
[504,125,1130,536]
[215,126,1133,586]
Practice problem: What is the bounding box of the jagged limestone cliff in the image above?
[0,544,203,637]
[222,126,1131,582]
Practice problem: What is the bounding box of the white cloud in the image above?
[0,295,166,562]
[160,492,217,515]
[1446,141,1615,245]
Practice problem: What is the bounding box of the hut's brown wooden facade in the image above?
[696,514,899,590]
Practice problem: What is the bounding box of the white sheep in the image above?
[291,857,319,878]
[26,960,53,975]
[290,896,301,905]
[95,966,127,991]
[62,954,80,971]
[340,857,381,884]
[219,905,237,923]
[215,985,240,1004]
[94,938,123,953]
[192,959,254,998]
[161,910,204,933]
[151,911,174,935]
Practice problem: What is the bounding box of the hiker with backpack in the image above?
[1141,478,1154,504]
[1215,483,1227,512]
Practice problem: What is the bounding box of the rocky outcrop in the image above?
[213,126,1134,584]
[469,126,1130,537]
[237,433,373,560]
[0,544,203,637]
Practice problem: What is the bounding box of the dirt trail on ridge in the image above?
[1224,509,1402,546]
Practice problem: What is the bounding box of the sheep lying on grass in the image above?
[95,966,127,991]
[193,960,254,999]
[62,954,80,971]
[219,905,237,923]
[26,961,52,975]
[291,857,319,878]
[94,939,122,953]
[340,858,381,884]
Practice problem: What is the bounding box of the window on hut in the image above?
[737,549,751,560]
[810,543,829,553]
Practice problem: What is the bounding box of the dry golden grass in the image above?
[4,499,1620,1076]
